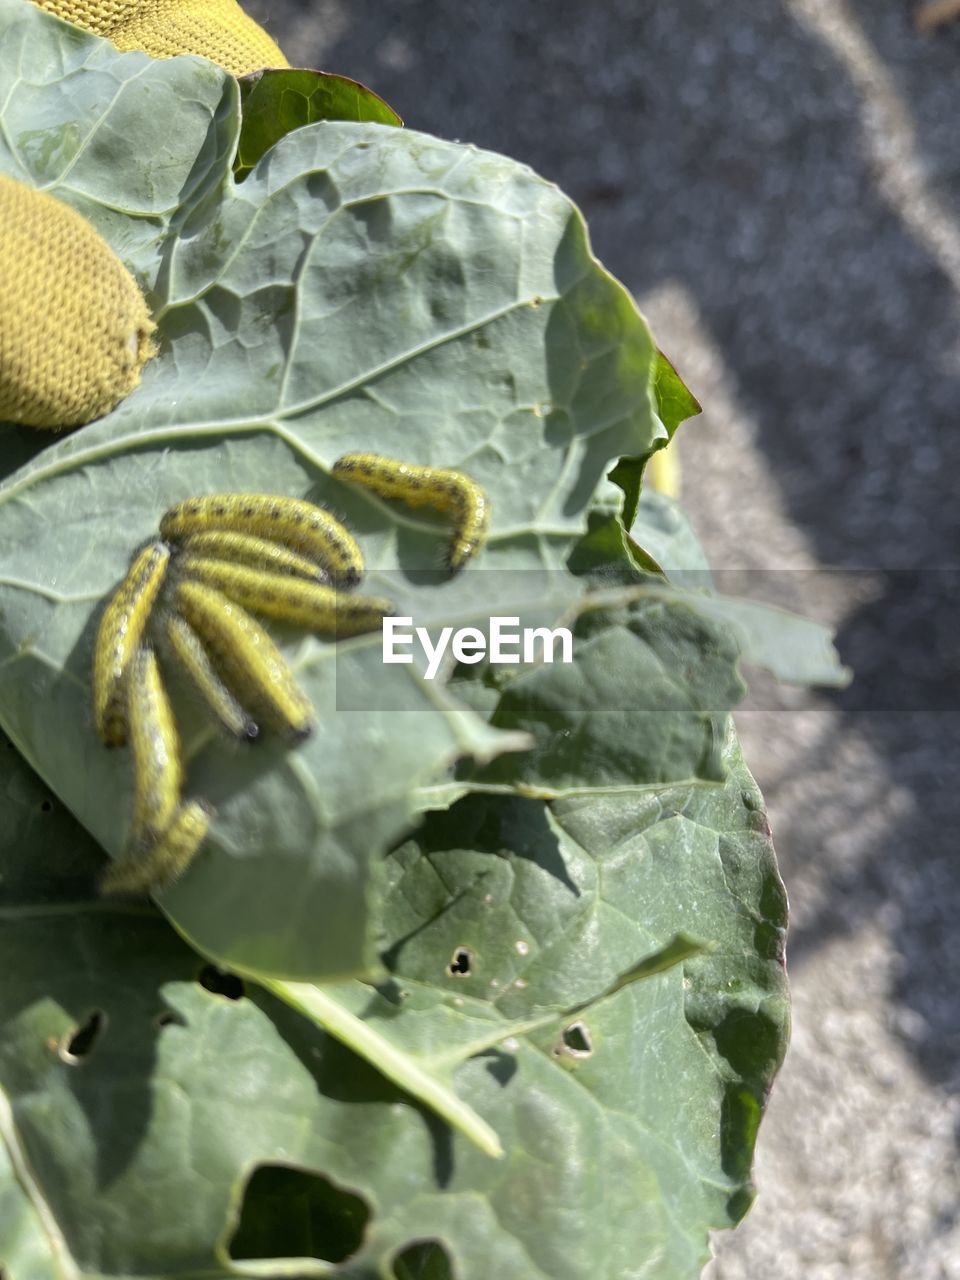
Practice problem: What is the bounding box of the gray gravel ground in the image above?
[246,1,960,1274]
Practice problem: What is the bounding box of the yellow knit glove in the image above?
[31,0,288,75]
[0,175,156,429]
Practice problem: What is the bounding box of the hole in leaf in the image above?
[153,1009,184,1029]
[39,798,54,813]
[197,965,245,1000]
[447,947,472,978]
[230,1165,370,1263]
[556,1020,593,1058]
[59,1009,106,1063]
[392,1239,455,1280]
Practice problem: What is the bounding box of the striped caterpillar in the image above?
[161,612,259,744]
[173,580,314,742]
[332,453,490,572]
[160,494,364,585]
[92,541,170,747]
[126,647,182,849]
[176,557,392,638]
[101,799,213,897]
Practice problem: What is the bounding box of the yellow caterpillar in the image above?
[177,557,392,638]
[100,798,212,896]
[0,174,156,430]
[177,530,329,584]
[92,541,171,747]
[161,495,364,585]
[162,612,260,743]
[174,579,314,740]
[332,453,490,572]
[127,647,182,847]
[31,1,288,76]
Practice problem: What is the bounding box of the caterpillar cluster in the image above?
[92,462,490,895]
[92,493,394,897]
